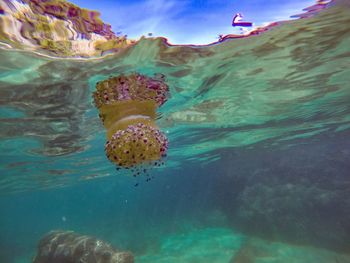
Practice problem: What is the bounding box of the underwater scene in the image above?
[0,0,350,262]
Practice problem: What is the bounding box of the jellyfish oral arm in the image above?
[99,100,157,130]
[117,115,151,124]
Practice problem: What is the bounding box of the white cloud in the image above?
[99,0,190,39]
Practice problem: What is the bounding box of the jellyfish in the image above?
[93,73,169,170]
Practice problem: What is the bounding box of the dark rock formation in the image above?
[33,230,134,263]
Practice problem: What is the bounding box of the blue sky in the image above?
[69,0,317,44]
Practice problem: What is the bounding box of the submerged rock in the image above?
[32,230,134,263]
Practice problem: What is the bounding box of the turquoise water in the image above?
[1,0,350,262]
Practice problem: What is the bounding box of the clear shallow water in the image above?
[0,0,350,262]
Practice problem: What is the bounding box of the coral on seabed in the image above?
[32,230,134,263]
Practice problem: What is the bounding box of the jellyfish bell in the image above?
[93,73,169,109]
